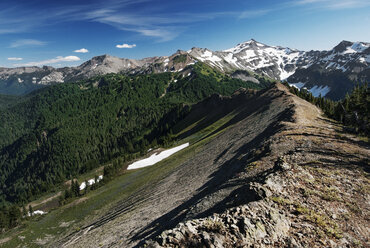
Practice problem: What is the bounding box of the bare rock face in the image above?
[74,54,143,78]
[40,71,64,84]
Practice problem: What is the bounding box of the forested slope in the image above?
[0,63,267,205]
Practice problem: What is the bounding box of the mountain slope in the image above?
[0,63,264,205]
[45,83,367,248]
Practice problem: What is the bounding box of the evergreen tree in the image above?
[8,205,21,228]
[0,209,7,230]
[84,180,89,195]
[71,180,80,197]
[22,205,27,218]
[28,205,33,217]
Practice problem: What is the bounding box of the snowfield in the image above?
[127,143,190,170]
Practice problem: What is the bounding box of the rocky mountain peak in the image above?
[332,40,369,54]
[333,40,355,53]
[224,39,267,53]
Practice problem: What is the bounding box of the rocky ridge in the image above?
[50,83,369,248]
[146,84,370,247]
[143,83,370,247]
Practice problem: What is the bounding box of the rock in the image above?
[173,231,184,241]
[274,157,291,171]
[250,182,272,198]
[287,237,302,248]
[185,222,197,235]
[213,234,225,248]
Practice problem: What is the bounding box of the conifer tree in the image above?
[22,205,27,218]
[28,205,33,217]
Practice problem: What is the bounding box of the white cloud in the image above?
[7,57,23,61]
[116,43,136,48]
[74,48,89,53]
[10,39,47,48]
[15,56,80,67]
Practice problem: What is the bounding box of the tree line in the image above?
[284,82,369,137]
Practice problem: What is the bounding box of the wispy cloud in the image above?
[116,43,136,48]
[74,48,89,53]
[295,0,370,9]
[239,9,271,19]
[1,0,368,44]
[0,1,234,42]
[10,39,47,48]
[15,56,80,67]
[7,57,23,61]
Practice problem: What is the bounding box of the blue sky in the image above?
[1,0,369,67]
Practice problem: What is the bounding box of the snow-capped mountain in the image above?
[187,39,369,99]
[286,41,370,100]
[188,39,304,80]
[1,40,368,99]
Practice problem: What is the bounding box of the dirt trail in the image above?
[54,83,369,248]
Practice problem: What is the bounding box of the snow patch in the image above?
[198,50,222,63]
[242,50,256,59]
[28,210,47,216]
[359,55,370,64]
[351,42,369,53]
[164,58,169,67]
[280,70,295,81]
[309,85,330,97]
[343,42,369,54]
[79,175,103,191]
[127,143,190,170]
[224,53,239,66]
[289,82,305,89]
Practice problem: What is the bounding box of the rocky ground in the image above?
[146,84,370,247]
[54,84,369,248]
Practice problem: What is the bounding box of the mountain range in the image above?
[1,40,369,99]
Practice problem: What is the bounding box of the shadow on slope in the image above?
[132,87,296,245]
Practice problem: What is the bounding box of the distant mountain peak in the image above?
[332,40,370,54]
[333,40,354,53]
[1,39,369,100]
